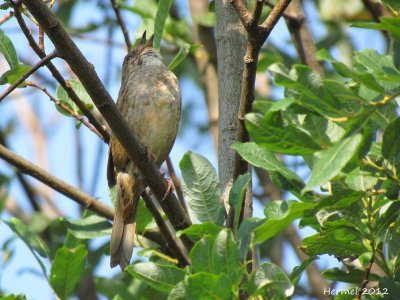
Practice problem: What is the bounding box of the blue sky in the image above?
[0,0,387,299]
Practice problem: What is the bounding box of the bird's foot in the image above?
[161,179,174,202]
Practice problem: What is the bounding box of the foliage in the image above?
[1,0,400,299]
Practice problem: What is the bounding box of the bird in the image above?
[107,31,181,270]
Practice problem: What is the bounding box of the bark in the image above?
[215,0,247,208]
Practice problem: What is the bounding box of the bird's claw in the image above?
[161,178,174,202]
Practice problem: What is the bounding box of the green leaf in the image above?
[95,277,136,299]
[180,151,224,225]
[300,226,368,257]
[269,63,346,118]
[168,281,187,300]
[178,223,223,241]
[237,218,263,260]
[228,173,251,230]
[376,201,400,241]
[153,0,173,50]
[371,100,398,129]
[380,276,400,299]
[1,294,27,300]
[352,17,400,41]
[186,273,235,300]
[315,190,366,210]
[168,44,200,71]
[246,112,323,155]
[4,218,50,278]
[55,79,92,116]
[253,201,315,244]
[322,268,379,283]
[119,0,157,20]
[247,262,294,297]
[303,133,363,192]
[0,65,31,85]
[353,49,400,92]
[382,117,400,161]
[190,229,241,284]
[66,215,112,239]
[232,142,307,197]
[4,217,50,258]
[344,167,378,191]
[50,244,88,299]
[0,29,19,68]
[290,256,316,286]
[126,262,186,293]
[136,198,156,231]
[317,49,385,92]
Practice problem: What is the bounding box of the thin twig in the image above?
[0,144,114,220]
[0,11,14,25]
[12,2,111,143]
[358,253,375,299]
[142,189,191,267]
[26,81,105,140]
[110,0,131,51]
[284,0,325,77]
[0,50,59,103]
[166,156,187,213]
[38,27,44,51]
[260,0,292,30]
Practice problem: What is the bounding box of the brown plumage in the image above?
[107,32,181,270]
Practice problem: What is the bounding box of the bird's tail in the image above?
[110,172,139,270]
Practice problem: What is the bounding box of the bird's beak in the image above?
[146,34,154,48]
[139,31,147,46]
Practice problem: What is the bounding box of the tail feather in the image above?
[110,222,136,270]
[110,172,139,270]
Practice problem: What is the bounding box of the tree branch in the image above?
[215,0,247,215]
[0,50,59,102]
[229,0,292,224]
[142,189,190,267]
[166,157,187,213]
[0,144,114,220]
[260,0,292,30]
[22,0,192,244]
[110,0,131,50]
[26,81,105,140]
[12,2,111,143]
[284,0,325,77]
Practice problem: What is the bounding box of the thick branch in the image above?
[229,0,255,29]
[216,0,247,210]
[229,0,292,224]
[0,50,59,102]
[0,144,114,220]
[22,0,192,240]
